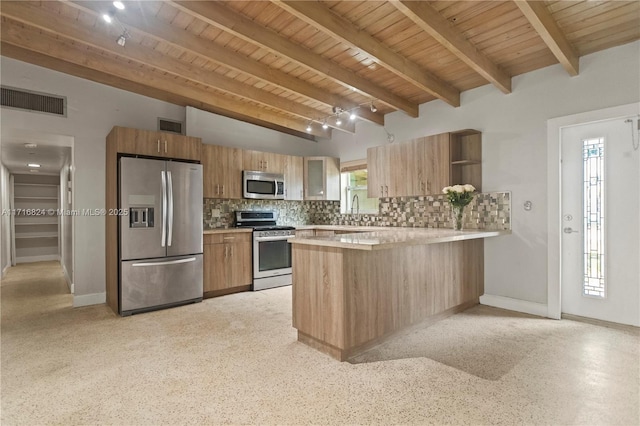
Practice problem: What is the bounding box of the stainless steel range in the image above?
[235,211,295,291]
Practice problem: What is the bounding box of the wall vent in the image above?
[1,86,66,117]
[158,118,184,135]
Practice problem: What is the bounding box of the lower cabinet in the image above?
[203,232,252,297]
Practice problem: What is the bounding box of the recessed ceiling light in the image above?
[103,13,113,23]
[113,1,125,10]
[349,111,357,120]
[27,163,41,168]
[24,143,37,149]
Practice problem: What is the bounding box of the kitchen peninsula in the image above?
[290,227,508,361]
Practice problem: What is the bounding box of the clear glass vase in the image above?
[451,204,465,230]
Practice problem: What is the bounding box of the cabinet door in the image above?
[203,145,243,199]
[243,150,263,171]
[421,133,450,195]
[284,155,304,200]
[203,243,228,292]
[262,152,285,174]
[228,241,252,288]
[304,157,326,200]
[367,145,389,198]
[164,134,202,161]
[116,127,163,157]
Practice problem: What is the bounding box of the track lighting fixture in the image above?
[305,100,379,133]
[116,32,127,47]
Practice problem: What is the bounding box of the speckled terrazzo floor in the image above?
[2,261,639,425]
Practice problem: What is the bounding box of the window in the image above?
[340,160,378,214]
[582,137,605,298]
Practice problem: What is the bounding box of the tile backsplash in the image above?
[204,191,510,231]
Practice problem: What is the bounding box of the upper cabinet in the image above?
[367,130,481,198]
[202,144,243,199]
[243,150,285,174]
[111,126,201,161]
[304,157,340,201]
[284,155,304,201]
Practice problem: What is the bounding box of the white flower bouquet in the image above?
[442,184,476,208]
[442,184,476,230]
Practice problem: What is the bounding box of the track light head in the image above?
[335,117,342,126]
[322,121,328,130]
[370,102,377,113]
[306,122,312,132]
[349,111,357,120]
[116,34,126,46]
[113,1,125,10]
[103,12,113,23]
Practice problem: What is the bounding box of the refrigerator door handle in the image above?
[131,257,197,267]
[167,170,174,247]
[161,170,167,247]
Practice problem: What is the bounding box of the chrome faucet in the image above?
[351,193,360,215]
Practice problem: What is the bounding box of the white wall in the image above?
[0,57,185,305]
[186,106,324,156]
[0,162,11,276]
[323,40,640,306]
[60,159,73,292]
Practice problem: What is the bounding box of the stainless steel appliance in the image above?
[119,157,203,316]
[235,211,294,291]
[243,170,285,200]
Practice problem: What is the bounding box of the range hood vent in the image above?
[1,86,66,116]
[158,118,184,135]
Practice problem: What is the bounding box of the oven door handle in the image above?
[255,236,291,242]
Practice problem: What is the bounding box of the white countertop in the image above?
[289,227,510,250]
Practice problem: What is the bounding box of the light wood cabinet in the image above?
[304,156,340,200]
[203,232,252,296]
[367,130,481,198]
[111,126,201,161]
[202,144,243,199]
[243,150,285,174]
[284,155,304,201]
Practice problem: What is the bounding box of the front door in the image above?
[560,118,639,326]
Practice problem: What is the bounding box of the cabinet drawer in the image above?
[204,232,251,245]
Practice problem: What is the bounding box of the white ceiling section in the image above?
[0,128,73,175]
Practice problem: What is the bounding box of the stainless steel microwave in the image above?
[243,170,285,200]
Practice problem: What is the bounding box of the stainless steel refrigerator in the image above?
[119,157,203,316]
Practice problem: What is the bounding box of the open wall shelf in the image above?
[12,174,60,263]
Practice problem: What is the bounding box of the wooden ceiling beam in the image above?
[66,1,384,127]
[0,2,354,134]
[391,0,512,94]
[169,0,419,117]
[275,1,460,107]
[0,18,332,139]
[514,0,579,76]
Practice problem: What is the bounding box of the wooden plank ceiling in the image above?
[1,1,638,141]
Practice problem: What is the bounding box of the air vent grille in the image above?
[158,118,184,135]
[1,86,66,116]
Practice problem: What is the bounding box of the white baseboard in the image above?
[73,292,106,307]
[62,264,73,294]
[480,294,549,318]
[16,255,60,264]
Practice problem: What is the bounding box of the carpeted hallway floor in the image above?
[1,261,638,425]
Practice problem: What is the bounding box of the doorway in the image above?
[0,128,74,293]
[560,118,639,325]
